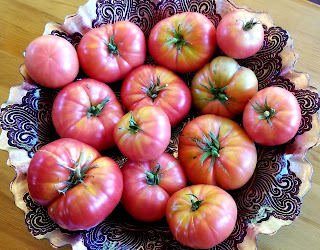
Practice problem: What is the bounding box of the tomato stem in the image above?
[103,34,120,57]
[201,78,231,109]
[164,24,189,50]
[145,163,163,185]
[186,194,204,211]
[249,95,277,127]
[87,96,110,118]
[120,111,145,134]
[142,76,168,101]
[55,151,98,195]
[193,129,221,171]
[237,17,260,31]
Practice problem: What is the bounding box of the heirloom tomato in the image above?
[191,56,258,118]
[27,138,123,231]
[243,86,302,146]
[121,152,187,222]
[148,12,216,73]
[178,114,257,190]
[77,21,146,83]
[216,10,264,59]
[121,65,191,126]
[166,184,237,249]
[25,35,79,88]
[52,78,125,152]
[113,106,171,161]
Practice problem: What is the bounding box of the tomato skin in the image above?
[191,56,258,118]
[166,184,237,249]
[121,152,187,222]
[27,138,123,231]
[243,87,302,146]
[121,65,191,126]
[216,10,264,59]
[52,78,125,152]
[25,35,79,88]
[113,106,171,161]
[178,114,257,190]
[148,12,216,73]
[77,21,146,83]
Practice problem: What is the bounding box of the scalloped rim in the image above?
[0,0,319,249]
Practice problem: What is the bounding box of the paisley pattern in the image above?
[0,89,38,157]
[24,192,80,236]
[0,0,319,249]
[24,192,58,236]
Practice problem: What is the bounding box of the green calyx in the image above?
[201,78,231,109]
[121,111,145,134]
[249,95,277,127]
[142,76,168,101]
[194,129,221,171]
[186,194,204,212]
[164,24,189,50]
[103,34,120,57]
[239,17,260,31]
[87,96,110,118]
[55,151,98,195]
[145,163,163,185]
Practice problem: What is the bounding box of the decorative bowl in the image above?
[0,0,319,249]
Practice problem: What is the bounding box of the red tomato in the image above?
[27,138,123,231]
[166,184,237,249]
[178,114,257,190]
[216,10,264,59]
[121,152,187,222]
[24,35,79,88]
[77,21,146,83]
[148,12,216,73]
[52,78,125,152]
[243,86,302,146]
[113,106,171,161]
[191,56,258,118]
[121,65,191,126]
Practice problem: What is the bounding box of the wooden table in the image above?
[0,0,319,249]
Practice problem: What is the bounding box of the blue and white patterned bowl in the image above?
[1,0,320,249]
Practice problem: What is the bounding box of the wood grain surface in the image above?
[0,0,319,249]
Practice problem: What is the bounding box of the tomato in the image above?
[114,106,171,161]
[166,184,237,249]
[52,78,125,152]
[121,65,191,126]
[77,21,146,83]
[191,56,258,118]
[24,35,79,88]
[243,86,302,146]
[216,10,264,59]
[148,12,217,73]
[178,114,257,190]
[27,138,123,231]
[121,152,187,222]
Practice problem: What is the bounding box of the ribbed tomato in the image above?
[77,21,146,83]
[191,56,258,118]
[27,138,123,231]
[148,12,216,73]
[178,114,257,190]
[121,152,187,222]
[113,105,171,161]
[243,86,301,146]
[52,78,124,152]
[166,184,237,249]
[121,65,191,126]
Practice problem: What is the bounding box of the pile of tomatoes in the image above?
[25,10,302,249]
